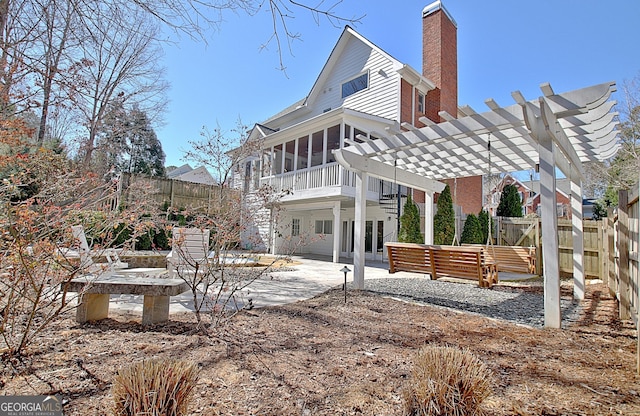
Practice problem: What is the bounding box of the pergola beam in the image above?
[335,82,618,328]
[333,149,446,193]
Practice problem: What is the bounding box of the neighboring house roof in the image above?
[166,164,194,178]
[529,178,571,198]
[490,174,573,199]
[167,165,216,186]
[489,174,532,194]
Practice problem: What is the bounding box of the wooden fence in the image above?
[119,173,235,215]
[606,183,640,373]
[490,217,605,278]
[611,184,640,322]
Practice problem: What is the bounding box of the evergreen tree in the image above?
[127,108,166,177]
[95,103,166,176]
[433,184,455,245]
[398,194,423,243]
[460,214,483,244]
[496,184,523,217]
[477,209,493,244]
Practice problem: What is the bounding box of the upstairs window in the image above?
[341,72,368,98]
[417,92,425,113]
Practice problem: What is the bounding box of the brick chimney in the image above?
[422,0,457,122]
[421,2,482,215]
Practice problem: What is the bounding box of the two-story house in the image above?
[486,174,574,219]
[234,1,482,262]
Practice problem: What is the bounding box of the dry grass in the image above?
[403,346,494,415]
[112,359,198,416]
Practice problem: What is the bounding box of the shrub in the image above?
[112,359,198,416]
[399,194,423,243]
[460,214,483,244]
[496,184,523,217]
[403,345,494,416]
[477,209,493,244]
[153,227,170,250]
[433,184,455,245]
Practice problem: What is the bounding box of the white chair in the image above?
[70,225,116,276]
[166,227,210,277]
[70,225,166,278]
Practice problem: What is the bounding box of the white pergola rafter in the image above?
[334,81,619,328]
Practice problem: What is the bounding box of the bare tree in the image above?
[170,122,294,330]
[71,5,168,168]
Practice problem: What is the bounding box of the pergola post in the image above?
[539,132,562,328]
[570,172,585,300]
[424,191,434,244]
[353,171,367,289]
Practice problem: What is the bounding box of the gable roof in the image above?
[166,164,193,178]
[167,165,216,186]
[259,25,434,129]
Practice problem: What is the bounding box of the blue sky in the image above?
[157,0,640,168]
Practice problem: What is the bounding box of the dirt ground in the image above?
[1,281,639,415]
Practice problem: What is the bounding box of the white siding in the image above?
[312,37,400,120]
[277,36,400,130]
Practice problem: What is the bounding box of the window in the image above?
[343,124,352,147]
[377,220,384,252]
[284,140,295,172]
[326,125,340,163]
[341,72,368,98]
[365,221,373,252]
[296,135,309,170]
[354,128,366,143]
[273,144,283,175]
[261,149,272,177]
[243,161,251,192]
[315,220,333,234]
[417,92,425,113]
[252,160,260,188]
[310,130,324,167]
[291,218,300,236]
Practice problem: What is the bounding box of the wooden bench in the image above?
[463,244,536,274]
[385,243,498,288]
[63,275,189,325]
[385,242,433,274]
[429,245,498,288]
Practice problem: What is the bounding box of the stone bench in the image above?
[63,275,190,325]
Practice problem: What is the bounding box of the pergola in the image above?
[333,81,619,328]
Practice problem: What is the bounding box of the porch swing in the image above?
[463,133,537,276]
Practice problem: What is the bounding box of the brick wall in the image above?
[400,79,413,125]
[440,176,483,215]
[422,8,457,121]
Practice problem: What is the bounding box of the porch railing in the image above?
[261,163,382,194]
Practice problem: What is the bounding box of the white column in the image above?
[270,207,278,256]
[570,172,585,300]
[353,171,367,289]
[424,191,434,244]
[539,133,561,328]
[332,201,341,263]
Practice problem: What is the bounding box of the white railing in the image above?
[308,165,324,188]
[294,170,308,191]
[260,163,386,195]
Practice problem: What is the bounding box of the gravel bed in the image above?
[362,278,582,328]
